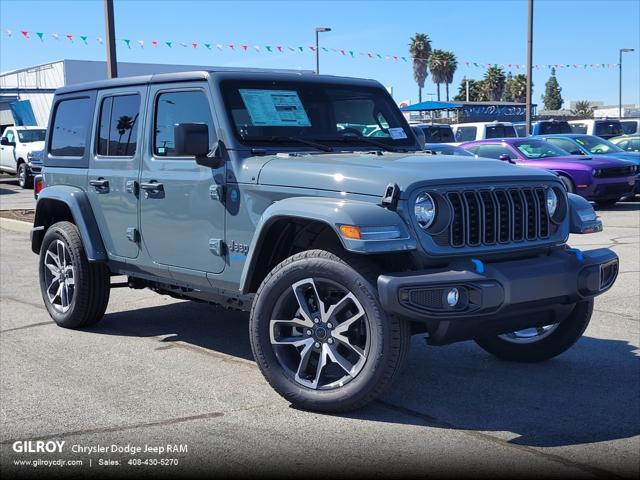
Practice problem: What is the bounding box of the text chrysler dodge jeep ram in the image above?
[32,69,618,412]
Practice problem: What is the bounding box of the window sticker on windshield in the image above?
[239,89,311,127]
[388,127,407,140]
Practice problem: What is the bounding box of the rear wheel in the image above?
[474,300,593,362]
[250,249,411,412]
[39,221,111,328]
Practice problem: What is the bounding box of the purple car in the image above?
[462,138,637,206]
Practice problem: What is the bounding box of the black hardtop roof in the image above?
[55,68,382,95]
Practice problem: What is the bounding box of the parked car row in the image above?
[0,126,46,189]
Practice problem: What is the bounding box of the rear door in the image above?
[87,88,146,259]
[139,83,226,277]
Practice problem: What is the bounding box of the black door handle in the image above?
[89,178,110,193]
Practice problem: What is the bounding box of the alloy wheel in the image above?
[43,240,75,313]
[269,278,370,390]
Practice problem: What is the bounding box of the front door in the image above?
[0,128,16,172]
[140,83,226,275]
[87,88,145,259]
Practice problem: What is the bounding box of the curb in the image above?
[0,217,32,233]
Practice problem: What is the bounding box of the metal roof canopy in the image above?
[400,100,463,111]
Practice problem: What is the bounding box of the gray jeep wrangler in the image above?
[32,69,618,412]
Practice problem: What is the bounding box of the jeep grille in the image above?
[445,187,550,248]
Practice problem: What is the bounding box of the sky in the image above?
[1,0,639,107]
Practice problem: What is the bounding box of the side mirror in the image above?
[571,150,584,155]
[498,154,515,164]
[174,123,224,168]
[1,137,15,146]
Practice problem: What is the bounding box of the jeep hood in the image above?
[256,152,557,198]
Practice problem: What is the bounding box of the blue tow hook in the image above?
[471,258,485,273]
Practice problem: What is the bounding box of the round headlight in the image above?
[546,188,558,217]
[415,192,436,229]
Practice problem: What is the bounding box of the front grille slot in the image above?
[599,166,635,178]
[445,186,552,247]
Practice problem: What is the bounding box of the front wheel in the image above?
[474,300,593,362]
[250,250,410,413]
[18,163,32,189]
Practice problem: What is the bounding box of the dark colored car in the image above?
[536,134,640,193]
[424,143,473,156]
[463,138,637,206]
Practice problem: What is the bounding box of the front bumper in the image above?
[578,176,635,200]
[378,248,618,344]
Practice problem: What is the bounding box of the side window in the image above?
[455,126,477,142]
[547,137,579,154]
[50,97,92,157]
[628,139,640,152]
[5,130,14,143]
[97,94,141,157]
[476,144,513,159]
[570,123,587,134]
[486,125,516,139]
[154,90,213,157]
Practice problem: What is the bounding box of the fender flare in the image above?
[31,185,107,261]
[239,196,416,293]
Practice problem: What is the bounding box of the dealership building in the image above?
[0,59,220,130]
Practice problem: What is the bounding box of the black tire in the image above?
[250,249,411,413]
[17,162,32,189]
[474,300,593,363]
[558,174,575,194]
[39,221,111,328]
[595,198,620,207]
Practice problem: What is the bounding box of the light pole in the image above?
[104,0,118,78]
[315,27,331,74]
[619,48,635,118]
[525,0,533,135]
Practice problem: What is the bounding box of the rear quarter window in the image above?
[50,97,92,157]
[539,122,571,134]
[485,125,516,139]
[594,121,623,138]
[570,123,588,134]
[455,126,477,142]
[621,121,638,135]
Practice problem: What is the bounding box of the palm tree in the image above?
[509,74,528,103]
[429,49,448,101]
[442,51,458,101]
[571,100,594,118]
[481,66,506,101]
[409,33,432,103]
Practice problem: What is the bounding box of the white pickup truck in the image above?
[0,126,46,188]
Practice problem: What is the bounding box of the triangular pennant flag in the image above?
[323,47,329,52]
[165,41,172,48]
[216,43,223,50]
[123,39,131,48]
[51,33,59,40]
[349,51,354,57]
[242,44,248,51]
[192,43,198,48]
[80,35,88,45]
[36,32,44,41]
[254,45,260,51]
[266,45,272,52]
[21,31,30,39]
[376,54,382,59]
[276,45,283,52]
[66,34,73,42]
[5,29,12,37]
[96,37,104,44]
[204,43,211,49]
[138,40,144,48]
[298,46,304,52]
[151,40,158,47]
[179,42,188,47]
[367,52,372,58]
[309,46,316,52]
[288,46,295,51]
[340,49,346,55]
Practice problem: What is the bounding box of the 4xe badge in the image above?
[229,240,249,256]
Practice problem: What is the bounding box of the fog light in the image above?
[446,288,459,307]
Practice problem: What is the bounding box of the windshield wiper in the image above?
[333,134,402,153]
[265,136,333,152]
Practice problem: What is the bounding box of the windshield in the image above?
[221,80,415,149]
[515,139,570,159]
[425,144,473,156]
[17,129,46,143]
[574,135,624,154]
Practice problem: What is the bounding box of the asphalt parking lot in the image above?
[0,178,638,478]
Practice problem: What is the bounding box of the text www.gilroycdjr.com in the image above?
[13,459,84,468]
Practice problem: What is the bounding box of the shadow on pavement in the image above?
[594,201,640,212]
[90,300,640,448]
[0,187,18,195]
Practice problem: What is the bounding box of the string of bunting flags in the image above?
[4,28,621,70]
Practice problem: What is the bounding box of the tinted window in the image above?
[421,126,454,143]
[155,90,214,157]
[50,98,91,157]
[455,126,477,142]
[545,137,582,154]
[621,121,638,135]
[570,123,588,134]
[17,129,46,142]
[475,144,514,159]
[485,124,516,139]
[514,124,527,137]
[594,121,623,138]
[627,139,640,151]
[97,94,140,157]
[539,121,571,134]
